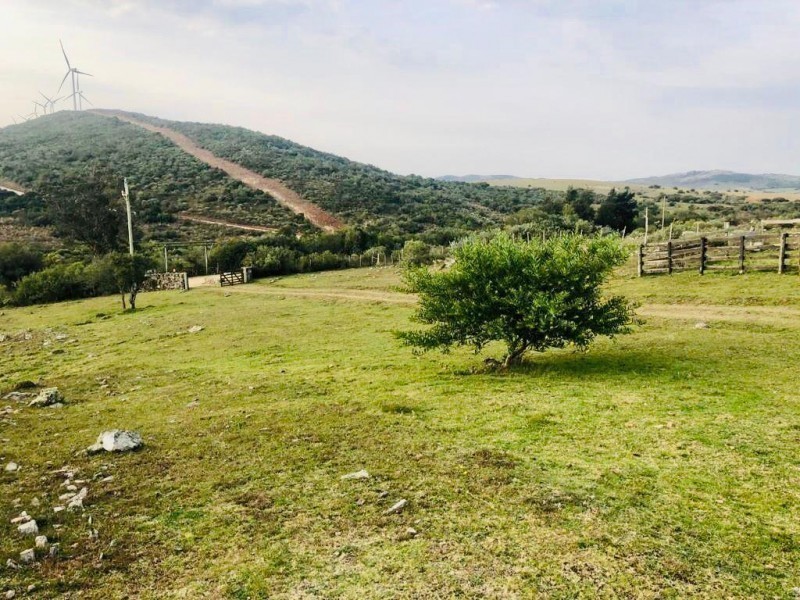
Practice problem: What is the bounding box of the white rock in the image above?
[4,461,18,472]
[35,535,47,548]
[28,387,64,408]
[386,499,408,514]
[10,512,30,524]
[17,520,38,536]
[66,484,77,492]
[53,506,65,513]
[19,548,35,564]
[88,430,143,453]
[67,487,88,509]
[100,476,114,483]
[341,469,370,481]
[188,325,204,333]
[30,497,40,507]
[5,590,16,599]
[695,321,710,329]
[59,492,75,501]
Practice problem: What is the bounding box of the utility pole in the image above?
[660,194,666,230]
[122,178,134,255]
[644,207,649,245]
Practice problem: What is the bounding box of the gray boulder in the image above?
[29,387,64,408]
[87,430,143,454]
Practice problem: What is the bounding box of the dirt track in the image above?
[90,110,343,233]
[177,213,278,233]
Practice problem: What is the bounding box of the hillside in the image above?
[625,170,800,191]
[0,112,306,241]
[100,111,551,236]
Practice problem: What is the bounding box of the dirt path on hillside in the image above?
[203,285,415,305]
[177,213,278,233]
[90,110,343,233]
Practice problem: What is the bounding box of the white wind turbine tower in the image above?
[39,91,64,115]
[57,40,93,111]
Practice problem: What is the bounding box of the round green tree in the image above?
[398,232,635,367]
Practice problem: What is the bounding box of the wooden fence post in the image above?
[778,232,788,274]
[738,236,746,274]
[638,244,644,277]
[667,241,673,275]
[699,237,707,275]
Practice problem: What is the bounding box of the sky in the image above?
[2,0,800,180]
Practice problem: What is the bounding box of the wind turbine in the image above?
[57,40,92,110]
[33,99,47,117]
[39,91,64,114]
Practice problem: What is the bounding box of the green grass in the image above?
[1,268,799,598]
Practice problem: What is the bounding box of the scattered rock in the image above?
[19,549,35,564]
[341,469,370,481]
[187,325,204,333]
[49,544,59,557]
[29,387,64,408]
[386,499,408,514]
[87,430,143,454]
[5,461,19,472]
[3,392,29,401]
[100,475,114,483]
[5,559,18,570]
[30,497,40,507]
[10,512,30,524]
[26,585,36,593]
[406,527,418,536]
[17,520,38,536]
[694,321,710,329]
[53,506,65,513]
[67,487,88,510]
[186,400,199,408]
[5,590,16,599]
[35,535,48,549]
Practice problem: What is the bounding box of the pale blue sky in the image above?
[2,0,799,179]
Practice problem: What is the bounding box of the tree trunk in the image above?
[503,344,529,368]
[120,292,126,311]
[129,284,138,311]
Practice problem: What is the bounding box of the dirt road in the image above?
[177,213,278,233]
[90,110,344,233]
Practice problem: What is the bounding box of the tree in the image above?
[40,169,132,255]
[397,232,635,367]
[570,188,596,222]
[0,243,43,288]
[595,188,638,233]
[400,240,433,266]
[106,253,152,310]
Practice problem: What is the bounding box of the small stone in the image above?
[10,511,30,524]
[694,321,710,329]
[19,548,35,564]
[26,585,36,593]
[17,520,38,536]
[385,499,408,514]
[59,492,75,501]
[49,544,59,557]
[68,487,88,509]
[186,400,199,408]
[100,475,114,483]
[30,497,40,507]
[35,535,48,548]
[29,387,64,408]
[53,506,65,513]
[5,461,18,472]
[5,590,16,599]
[406,527,418,536]
[66,484,77,492]
[5,559,18,569]
[188,325,204,333]
[341,469,370,481]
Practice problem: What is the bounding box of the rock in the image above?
[19,549,35,564]
[5,590,16,599]
[186,400,199,408]
[35,535,48,548]
[26,584,36,593]
[3,392,29,401]
[5,559,18,569]
[59,493,75,501]
[341,469,370,481]
[53,506,65,513]
[17,520,38,536]
[30,497,40,507]
[100,475,114,483]
[188,325,204,333]
[406,527,418,536]
[29,387,64,408]
[67,487,88,509]
[5,461,19,472]
[88,430,143,454]
[695,321,710,329]
[49,544,59,557]
[10,512,30,524]
[385,499,408,514]
[66,484,77,492]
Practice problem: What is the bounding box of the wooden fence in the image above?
[638,232,800,276]
[220,271,245,286]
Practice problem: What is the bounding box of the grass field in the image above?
[2,267,800,598]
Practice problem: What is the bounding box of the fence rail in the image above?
[638,232,800,276]
[220,271,245,286]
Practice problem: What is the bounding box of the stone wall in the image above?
[141,272,189,292]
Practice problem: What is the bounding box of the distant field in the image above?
[2,267,800,598]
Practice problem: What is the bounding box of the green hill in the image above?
[0,111,554,244]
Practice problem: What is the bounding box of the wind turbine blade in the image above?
[60,39,71,69]
[75,70,93,77]
[79,92,93,106]
[39,91,51,102]
[57,71,71,93]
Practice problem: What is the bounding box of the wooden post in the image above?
[699,237,707,275]
[164,246,168,272]
[204,245,209,275]
[778,232,788,274]
[667,240,673,275]
[637,244,644,277]
[644,207,649,245]
[738,235,746,274]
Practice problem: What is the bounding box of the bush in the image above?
[398,232,635,367]
[244,246,299,276]
[400,240,433,266]
[0,243,44,288]
[12,262,94,305]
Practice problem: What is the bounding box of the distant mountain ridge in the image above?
[625,170,800,191]
[437,174,521,183]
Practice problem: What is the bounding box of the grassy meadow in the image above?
[1,267,800,598]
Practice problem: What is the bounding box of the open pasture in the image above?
[1,268,799,598]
